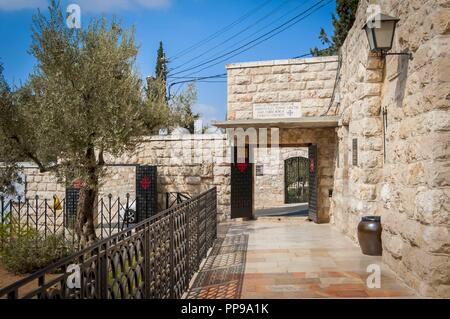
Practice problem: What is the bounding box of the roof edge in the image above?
[226,56,338,69]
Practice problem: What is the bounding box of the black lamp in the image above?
[362,13,412,59]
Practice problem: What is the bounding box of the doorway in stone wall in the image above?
[284,156,310,204]
[230,145,254,219]
[254,145,307,218]
[254,144,318,221]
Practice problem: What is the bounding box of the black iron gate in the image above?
[136,165,157,222]
[64,187,80,227]
[284,156,309,204]
[308,144,319,223]
[231,145,253,219]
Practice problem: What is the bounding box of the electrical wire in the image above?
[321,51,342,116]
[168,0,330,77]
[173,0,333,78]
[168,73,227,98]
[169,0,273,62]
[168,0,294,73]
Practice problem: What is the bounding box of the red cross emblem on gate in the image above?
[236,163,248,173]
[309,160,315,173]
[140,175,151,190]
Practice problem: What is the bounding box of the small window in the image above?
[352,138,358,166]
[256,164,264,176]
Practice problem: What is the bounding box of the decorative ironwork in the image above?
[186,228,248,299]
[231,146,253,219]
[165,192,191,209]
[135,165,157,222]
[0,187,217,299]
[308,144,319,223]
[284,156,310,204]
[0,194,138,246]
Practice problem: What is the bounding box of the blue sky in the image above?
[0,0,335,124]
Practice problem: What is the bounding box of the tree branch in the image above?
[9,134,57,173]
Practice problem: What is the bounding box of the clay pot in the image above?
[357,216,382,256]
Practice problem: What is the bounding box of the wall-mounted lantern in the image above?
[362,13,412,60]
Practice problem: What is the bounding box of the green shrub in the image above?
[0,231,75,274]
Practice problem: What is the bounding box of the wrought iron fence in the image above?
[165,192,191,209]
[0,187,217,299]
[0,194,138,247]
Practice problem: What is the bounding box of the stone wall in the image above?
[281,128,336,223]
[330,0,450,297]
[226,56,338,221]
[227,57,338,119]
[254,147,308,209]
[23,134,232,220]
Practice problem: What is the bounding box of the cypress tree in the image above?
[310,0,359,56]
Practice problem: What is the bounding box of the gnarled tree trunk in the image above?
[75,145,99,246]
[75,185,98,246]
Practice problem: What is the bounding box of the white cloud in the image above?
[0,0,47,11]
[193,103,223,127]
[0,0,171,12]
[72,0,170,12]
[135,0,170,9]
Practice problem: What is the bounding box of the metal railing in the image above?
[0,194,138,247]
[165,192,191,209]
[0,187,217,299]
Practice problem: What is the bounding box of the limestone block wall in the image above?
[281,128,336,223]
[107,134,231,219]
[330,0,450,297]
[22,134,232,220]
[254,147,308,209]
[22,167,66,200]
[227,57,338,119]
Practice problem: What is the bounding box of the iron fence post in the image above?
[17,197,21,235]
[185,204,190,283]
[169,211,175,299]
[44,199,48,238]
[144,223,151,298]
[126,193,130,229]
[108,194,112,238]
[35,195,38,234]
[26,199,30,230]
[196,199,200,269]
[53,199,57,235]
[99,244,108,298]
[100,198,104,240]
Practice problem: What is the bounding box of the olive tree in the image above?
[0,1,166,245]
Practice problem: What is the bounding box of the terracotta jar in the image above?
[357,216,382,256]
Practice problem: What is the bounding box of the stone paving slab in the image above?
[186,218,417,299]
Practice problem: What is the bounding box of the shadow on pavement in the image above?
[255,203,309,217]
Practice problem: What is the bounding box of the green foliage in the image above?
[170,83,199,134]
[0,0,175,240]
[310,0,359,56]
[0,64,24,195]
[155,41,168,84]
[145,75,171,134]
[0,215,74,274]
[145,41,200,134]
[0,230,74,274]
[0,0,164,186]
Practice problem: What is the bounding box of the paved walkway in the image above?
[255,203,308,217]
[186,218,416,299]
